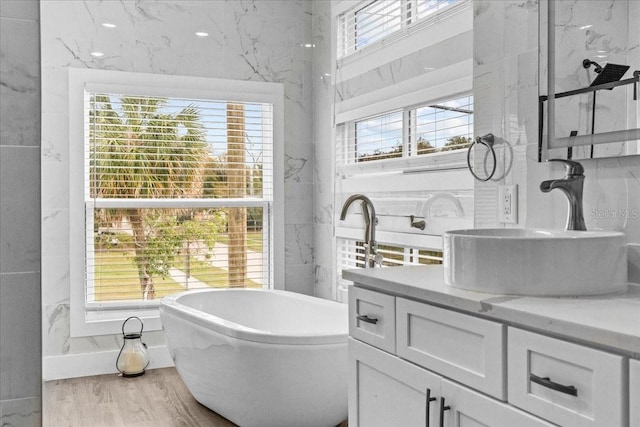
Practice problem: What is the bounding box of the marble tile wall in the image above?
[0,0,42,425]
[311,1,336,300]
[40,0,314,377]
[473,0,640,284]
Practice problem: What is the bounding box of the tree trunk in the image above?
[129,208,155,299]
[227,103,247,287]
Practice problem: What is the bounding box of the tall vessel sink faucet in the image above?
[540,159,587,231]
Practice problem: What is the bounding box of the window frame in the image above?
[68,68,285,337]
[337,0,471,60]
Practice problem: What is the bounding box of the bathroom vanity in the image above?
[345,265,640,427]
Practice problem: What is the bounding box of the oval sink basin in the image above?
[443,228,627,296]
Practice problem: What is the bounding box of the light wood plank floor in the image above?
[44,367,349,427]
[44,368,237,427]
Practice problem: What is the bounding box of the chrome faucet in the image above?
[340,194,382,268]
[540,159,587,231]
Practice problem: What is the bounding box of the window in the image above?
[339,94,473,166]
[69,69,284,336]
[338,0,470,58]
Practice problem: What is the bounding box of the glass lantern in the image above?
[116,316,150,377]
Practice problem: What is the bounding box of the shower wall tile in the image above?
[0,272,41,401]
[0,0,39,20]
[0,146,41,273]
[0,397,41,427]
[0,0,41,421]
[0,17,40,147]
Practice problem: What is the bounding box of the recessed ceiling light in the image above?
[195,31,209,37]
[301,43,315,48]
[91,51,105,58]
[102,23,117,28]
[579,24,592,30]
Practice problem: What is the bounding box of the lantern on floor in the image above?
[116,316,150,377]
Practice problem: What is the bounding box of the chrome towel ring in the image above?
[467,133,496,182]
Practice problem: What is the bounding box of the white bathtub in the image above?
[160,288,348,427]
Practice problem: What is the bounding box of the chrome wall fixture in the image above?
[466,133,496,182]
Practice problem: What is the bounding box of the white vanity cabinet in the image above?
[348,286,555,427]
[631,359,640,427]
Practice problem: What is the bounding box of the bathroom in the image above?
[1,0,639,425]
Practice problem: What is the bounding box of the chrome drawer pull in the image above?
[530,373,578,396]
[356,314,378,324]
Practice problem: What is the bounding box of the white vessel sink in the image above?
[443,228,627,296]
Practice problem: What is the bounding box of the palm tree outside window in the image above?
[86,93,273,303]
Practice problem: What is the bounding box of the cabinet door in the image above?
[396,297,506,399]
[349,338,441,427]
[631,359,640,427]
[440,379,555,427]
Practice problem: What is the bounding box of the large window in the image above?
[69,69,284,336]
[339,94,473,165]
[338,0,470,58]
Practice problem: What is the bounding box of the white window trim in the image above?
[334,0,472,82]
[68,68,284,337]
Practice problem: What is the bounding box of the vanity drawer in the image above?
[396,297,506,399]
[508,327,626,427]
[349,287,395,354]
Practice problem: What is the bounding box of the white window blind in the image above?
[337,0,469,58]
[337,94,473,167]
[337,238,442,283]
[85,93,273,304]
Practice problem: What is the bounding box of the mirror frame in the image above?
[539,0,640,162]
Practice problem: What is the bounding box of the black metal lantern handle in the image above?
[122,316,144,337]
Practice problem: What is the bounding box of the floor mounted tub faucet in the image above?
[340,194,382,268]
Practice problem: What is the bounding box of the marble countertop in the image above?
[343,265,640,358]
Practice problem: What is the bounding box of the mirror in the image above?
[539,0,640,161]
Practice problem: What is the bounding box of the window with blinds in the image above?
[84,93,273,305]
[338,0,469,58]
[337,238,442,283]
[338,94,473,166]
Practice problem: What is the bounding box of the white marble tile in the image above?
[284,264,314,296]
[42,303,70,357]
[473,0,505,67]
[314,264,334,300]
[285,183,314,225]
[284,223,314,266]
[41,208,69,258]
[40,256,70,307]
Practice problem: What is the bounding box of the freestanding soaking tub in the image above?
[160,288,348,427]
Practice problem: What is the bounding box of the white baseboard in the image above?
[43,345,174,381]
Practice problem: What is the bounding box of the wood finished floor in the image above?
[44,367,349,427]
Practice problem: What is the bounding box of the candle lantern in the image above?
[116,316,150,377]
